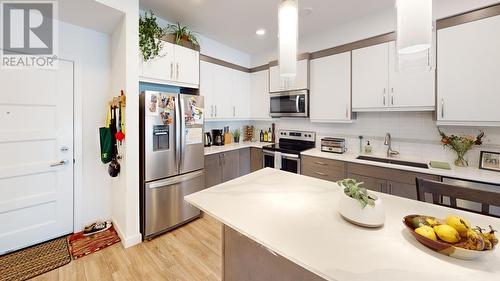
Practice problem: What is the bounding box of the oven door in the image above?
[270,90,308,117]
[263,150,301,174]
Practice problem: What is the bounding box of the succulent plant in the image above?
[337,178,376,208]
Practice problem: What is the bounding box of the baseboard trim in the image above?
[112,219,142,248]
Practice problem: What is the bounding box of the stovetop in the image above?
[262,142,315,154]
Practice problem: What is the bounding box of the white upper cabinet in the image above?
[437,15,500,125]
[352,42,389,111]
[388,42,435,110]
[200,61,251,120]
[269,59,309,92]
[310,52,352,122]
[352,42,435,112]
[250,70,270,120]
[140,41,199,88]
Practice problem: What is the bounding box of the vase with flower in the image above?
[438,129,484,167]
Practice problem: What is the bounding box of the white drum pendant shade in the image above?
[279,0,298,78]
[396,0,433,55]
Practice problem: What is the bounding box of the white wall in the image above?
[58,21,113,232]
[147,12,252,68]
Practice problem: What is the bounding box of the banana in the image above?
[445,216,470,237]
[485,225,498,246]
[454,229,485,251]
[475,227,493,251]
[434,225,461,243]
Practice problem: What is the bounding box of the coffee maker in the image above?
[212,129,224,146]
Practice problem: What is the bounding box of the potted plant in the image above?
[337,179,385,228]
[438,128,484,167]
[164,22,200,51]
[139,11,165,61]
[233,129,241,143]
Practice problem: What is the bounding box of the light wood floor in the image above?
[31,215,222,281]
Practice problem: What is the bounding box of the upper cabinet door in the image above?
[352,42,389,111]
[141,42,175,81]
[310,52,352,122]
[174,45,200,87]
[269,58,309,92]
[211,64,232,119]
[250,70,270,120]
[232,70,250,119]
[388,42,435,110]
[200,61,215,119]
[437,15,500,124]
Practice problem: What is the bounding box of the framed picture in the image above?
[479,151,500,172]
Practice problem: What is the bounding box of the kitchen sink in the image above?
[356,156,429,169]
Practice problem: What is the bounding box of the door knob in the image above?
[60,146,70,152]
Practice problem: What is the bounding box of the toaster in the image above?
[321,137,347,154]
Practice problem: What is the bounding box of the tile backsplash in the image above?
[205,112,500,167]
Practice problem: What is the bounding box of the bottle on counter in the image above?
[260,130,264,142]
[364,140,373,154]
[268,128,272,143]
[271,123,276,143]
[263,130,268,142]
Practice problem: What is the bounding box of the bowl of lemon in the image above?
[403,215,497,260]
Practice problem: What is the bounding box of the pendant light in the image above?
[396,0,432,54]
[279,0,298,79]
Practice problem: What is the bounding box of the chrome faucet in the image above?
[384,133,400,158]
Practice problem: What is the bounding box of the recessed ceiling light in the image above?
[256,28,266,36]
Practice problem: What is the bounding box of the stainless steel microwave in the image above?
[269,90,309,118]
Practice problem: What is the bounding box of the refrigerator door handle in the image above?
[146,170,204,189]
[175,95,182,173]
[179,95,187,171]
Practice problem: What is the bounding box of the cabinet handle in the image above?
[345,104,349,118]
[170,62,173,79]
[222,153,226,165]
[211,105,214,117]
[314,161,327,166]
[391,95,394,106]
[383,95,386,106]
[314,171,327,176]
[215,105,217,117]
[233,106,236,117]
[389,183,393,194]
[176,63,179,79]
[441,99,444,119]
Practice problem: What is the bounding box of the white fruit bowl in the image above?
[338,192,385,228]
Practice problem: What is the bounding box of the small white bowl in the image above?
[338,193,385,228]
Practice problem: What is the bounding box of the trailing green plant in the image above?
[139,11,165,61]
[232,129,241,139]
[337,178,376,208]
[165,22,200,46]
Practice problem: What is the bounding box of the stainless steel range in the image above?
[262,130,316,174]
[140,91,205,240]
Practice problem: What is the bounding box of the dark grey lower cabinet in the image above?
[250,147,263,172]
[224,225,327,281]
[239,148,251,176]
[204,150,243,188]
[347,163,440,200]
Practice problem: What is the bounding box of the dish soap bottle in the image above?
[364,140,373,154]
[260,130,264,142]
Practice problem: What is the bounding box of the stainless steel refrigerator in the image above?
[140,91,205,240]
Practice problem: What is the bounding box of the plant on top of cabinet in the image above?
[438,128,484,167]
[139,11,165,61]
[165,22,200,51]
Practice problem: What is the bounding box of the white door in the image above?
[310,52,351,122]
[437,15,500,122]
[388,42,435,110]
[174,45,199,87]
[250,70,270,120]
[0,60,74,254]
[352,42,389,111]
[141,41,175,82]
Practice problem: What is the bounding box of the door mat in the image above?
[68,226,121,260]
[0,237,71,281]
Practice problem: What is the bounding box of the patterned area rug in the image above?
[0,237,71,281]
[68,226,121,260]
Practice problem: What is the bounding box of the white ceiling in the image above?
[139,0,395,55]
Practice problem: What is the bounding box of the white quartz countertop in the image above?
[204,141,272,156]
[302,148,500,185]
[185,168,500,281]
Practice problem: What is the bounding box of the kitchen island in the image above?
[185,168,500,281]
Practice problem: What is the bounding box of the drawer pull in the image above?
[314,161,327,166]
[314,171,327,176]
